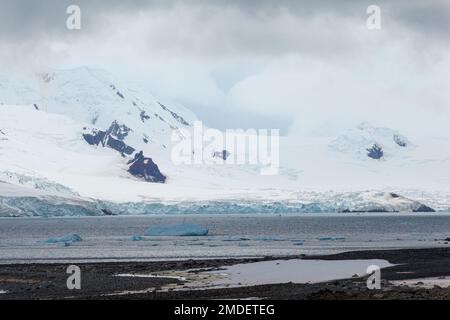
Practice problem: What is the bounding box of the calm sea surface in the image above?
[0,213,449,264]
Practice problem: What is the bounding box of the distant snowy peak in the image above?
[0,66,198,184]
[0,67,196,152]
[329,122,412,160]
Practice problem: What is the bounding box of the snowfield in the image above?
[0,67,449,216]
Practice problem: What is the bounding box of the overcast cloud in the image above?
[0,0,449,136]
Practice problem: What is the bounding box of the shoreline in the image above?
[0,247,449,300]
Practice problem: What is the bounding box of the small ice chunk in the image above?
[131,235,143,241]
[223,236,250,242]
[144,223,208,236]
[255,235,283,241]
[44,234,82,244]
[318,236,346,241]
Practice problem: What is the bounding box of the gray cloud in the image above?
[1,0,449,56]
[0,0,449,135]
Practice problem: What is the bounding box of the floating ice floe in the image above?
[222,236,251,242]
[318,236,346,241]
[131,235,143,241]
[255,235,283,241]
[43,233,82,246]
[144,223,208,236]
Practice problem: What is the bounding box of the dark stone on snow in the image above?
[33,104,39,110]
[367,144,383,159]
[128,151,166,183]
[116,91,125,99]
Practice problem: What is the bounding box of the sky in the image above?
[0,0,449,137]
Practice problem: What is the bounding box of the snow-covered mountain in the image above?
[1,67,449,216]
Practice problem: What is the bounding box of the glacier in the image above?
[0,67,449,216]
[0,185,438,217]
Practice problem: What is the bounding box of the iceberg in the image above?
[44,233,82,245]
[144,223,208,236]
[131,235,143,241]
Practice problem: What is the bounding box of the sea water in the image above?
[0,213,449,264]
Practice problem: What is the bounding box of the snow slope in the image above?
[0,67,449,215]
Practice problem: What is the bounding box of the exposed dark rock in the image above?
[107,136,135,155]
[158,102,190,126]
[91,113,99,125]
[394,134,407,147]
[367,144,383,159]
[140,110,150,122]
[83,128,106,146]
[83,122,164,183]
[213,150,230,161]
[154,113,166,123]
[143,134,149,144]
[412,204,435,213]
[33,104,39,110]
[116,91,125,99]
[390,193,400,198]
[128,151,166,183]
[42,73,54,83]
[82,121,134,155]
[106,121,132,141]
[101,209,115,216]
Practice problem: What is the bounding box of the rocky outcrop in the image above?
[140,110,150,122]
[367,144,383,159]
[83,121,166,183]
[213,150,231,161]
[127,151,166,183]
[106,121,132,140]
[413,204,435,212]
[83,121,135,156]
[158,102,190,126]
[393,134,407,147]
